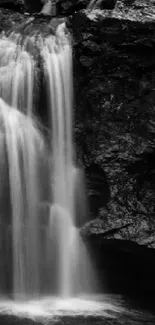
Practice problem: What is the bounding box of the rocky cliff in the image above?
[67,0,155,295]
[66,1,155,249]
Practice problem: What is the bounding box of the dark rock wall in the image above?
[69,0,155,294]
[0,0,25,12]
[25,0,44,13]
[67,3,155,247]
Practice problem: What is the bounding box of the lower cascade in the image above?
[0,22,97,300]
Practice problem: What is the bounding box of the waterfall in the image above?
[0,33,34,115]
[0,22,97,300]
[0,98,44,299]
[42,24,74,296]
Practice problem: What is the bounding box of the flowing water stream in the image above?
[0,21,97,300]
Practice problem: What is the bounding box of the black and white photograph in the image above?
[0,0,154,324]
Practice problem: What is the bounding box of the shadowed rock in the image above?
[68,0,155,250]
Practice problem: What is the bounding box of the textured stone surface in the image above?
[67,0,155,248]
[0,9,24,31]
[57,0,118,16]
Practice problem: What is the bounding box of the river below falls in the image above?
[0,294,154,325]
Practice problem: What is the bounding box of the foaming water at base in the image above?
[0,295,125,319]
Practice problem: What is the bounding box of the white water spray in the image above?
[0,33,34,115]
[0,98,44,299]
[0,22,97,300]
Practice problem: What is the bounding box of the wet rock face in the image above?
[69,1,155,247]
[85,164,111,218]
[0,9,25,32]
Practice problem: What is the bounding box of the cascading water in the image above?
[0,99,44,298]
[0,19,151,325]
[0,21,97,300]
[0,33,34,116]
[41,23,96,296]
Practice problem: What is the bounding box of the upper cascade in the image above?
[0,22,70,115]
